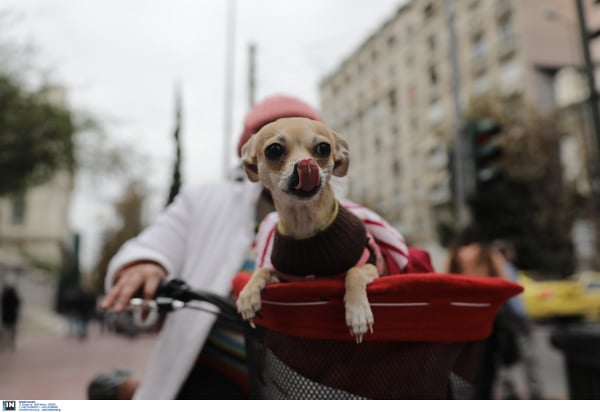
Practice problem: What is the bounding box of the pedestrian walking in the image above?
[1,278,22,350]
[444,225,522,400]
[493,239,544,399]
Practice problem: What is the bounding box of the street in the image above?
[0,304,575,400]
[501,324,569,400]
[0,311,156,400]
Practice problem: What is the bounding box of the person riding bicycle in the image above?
[97,95,329,399]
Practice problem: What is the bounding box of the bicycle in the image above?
[128,272,522,399]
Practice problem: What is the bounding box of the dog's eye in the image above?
[264,143,285,160]
[314,142,331,157]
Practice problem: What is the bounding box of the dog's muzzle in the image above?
[288,158,321,198]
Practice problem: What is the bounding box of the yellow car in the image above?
[578,272,600,321]
[519,273,590,322]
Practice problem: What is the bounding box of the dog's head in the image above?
[240,117,349,200]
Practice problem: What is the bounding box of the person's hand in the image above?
[100,261,167,312]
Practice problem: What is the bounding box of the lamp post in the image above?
[575,0,600,267]
[575,0,600,161]
[222,0,236,179]
[444,0,470,228]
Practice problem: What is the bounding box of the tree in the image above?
[90,181,146,292]
[166,84,183,206]
[462,93,577,276]
[0,75,75,195]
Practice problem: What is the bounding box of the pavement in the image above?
[0,307,157,400]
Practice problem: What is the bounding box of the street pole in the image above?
[575,0,600,268]
[575,0,600,161]
[445,0,470,227]
[248,43,256,110]
[222,0,236,179]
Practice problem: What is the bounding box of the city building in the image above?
[0,171,74,273]
[319,0,598,253]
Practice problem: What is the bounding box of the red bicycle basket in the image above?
[233,272,522,399]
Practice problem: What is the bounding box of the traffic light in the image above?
[469,118,503,187]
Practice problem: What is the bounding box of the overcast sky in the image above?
[2,0,404,269]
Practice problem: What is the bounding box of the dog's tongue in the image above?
[295,158,321,192]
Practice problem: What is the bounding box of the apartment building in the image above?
[320,0,592,246]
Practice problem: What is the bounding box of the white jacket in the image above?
[105,179,263,399]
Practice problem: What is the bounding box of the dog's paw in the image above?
[345,300,374,344]
[236,287,263,326]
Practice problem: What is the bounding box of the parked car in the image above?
[578,272,600,321]
[519,272,589,322]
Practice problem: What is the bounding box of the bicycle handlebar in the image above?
[125,279,241,329]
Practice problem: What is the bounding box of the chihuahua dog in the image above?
[235,117,387,342]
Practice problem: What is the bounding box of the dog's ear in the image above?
[331,131,350,177]
[241,134,260,182]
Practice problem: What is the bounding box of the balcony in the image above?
[471,54,488,77]
[498,34,517,60]
[429,182,452,206]
[496,0,512,20]
[428,86,440,104]
[469,17,485,37]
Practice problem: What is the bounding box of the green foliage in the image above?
[0,74,75,195]
[462,93,577,276]
[469,175,575,276]
[90,182,146,293]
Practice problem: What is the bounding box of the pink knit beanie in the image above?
[237,94,322,157]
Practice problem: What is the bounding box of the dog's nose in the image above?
[294,158,321,192]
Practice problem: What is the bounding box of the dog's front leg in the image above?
[236,267,274,326]
[344,263,379,343]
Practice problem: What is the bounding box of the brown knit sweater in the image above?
[270,204,373,278]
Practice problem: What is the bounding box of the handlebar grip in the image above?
[155,279,239,318]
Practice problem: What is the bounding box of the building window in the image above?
[344,70,352,85]
[374,136,382,153]
[497,14,516,60]
[11,191,26,225]
[356,109,364,126]
[424,3,435,20]
[498,15,514,42]
[389,65,395,77]
[358,61,364,74]
[392,159,402,177]
[427,34,436,51]
[406,53,414,68]
[428,65,438,85]
[427,100,443,122]
[331,84,338,97]
[369,100,383,122]
[471,33,488,76]
[388,89,397,110]
[472,34,487,60]
[500,58,521,87]
[474,75,490,94]
[411,116,419,132]
[387,34,396,48]
[408,86,417,104]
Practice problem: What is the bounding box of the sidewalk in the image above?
[0,319,156,400]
